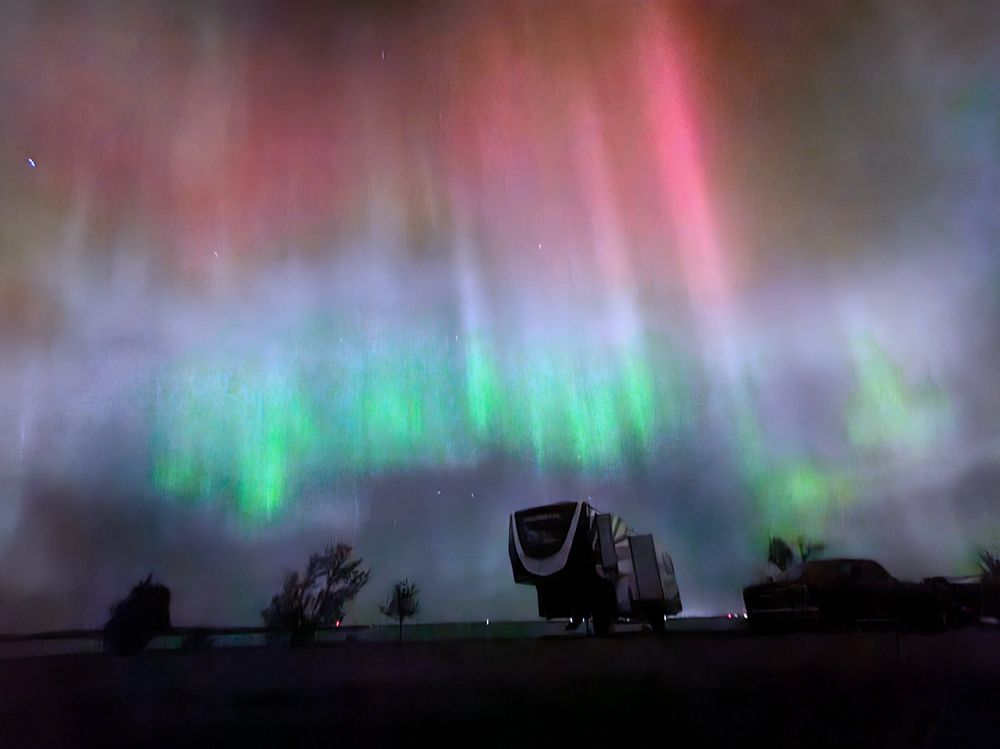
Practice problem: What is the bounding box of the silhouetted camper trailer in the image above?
[509,501,681,634]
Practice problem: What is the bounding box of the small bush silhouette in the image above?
[262,543,370,645]
[380,579,420,642]
[103,574,172,656]
[766,535,826,574]
[979,548,1000,578]
[767,537,794,572]
[796,537,826,564]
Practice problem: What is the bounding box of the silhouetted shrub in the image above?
[796,537,826,563]
[103,574,172,655]
[262,543,370,646]
[380,579,420,642]
[980,548,1000,578]
[768,537,794,572]
[766,535,826,575]
[980,549,1000,621]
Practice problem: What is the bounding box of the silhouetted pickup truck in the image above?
[743,559,974,632]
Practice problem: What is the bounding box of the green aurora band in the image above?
[152,319,952,541]
[151,327,695,521]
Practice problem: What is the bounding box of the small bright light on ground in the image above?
[486,619,489,625]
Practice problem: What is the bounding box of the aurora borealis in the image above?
[1,0,998,630]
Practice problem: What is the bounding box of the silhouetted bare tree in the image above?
[103,574,172,656]
[380,579,420,642]
[262,543,370,646]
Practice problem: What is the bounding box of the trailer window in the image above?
[515,504,578,558]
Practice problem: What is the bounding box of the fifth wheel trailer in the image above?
[509,501,681,634]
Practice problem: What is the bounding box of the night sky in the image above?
[1,0,998,631]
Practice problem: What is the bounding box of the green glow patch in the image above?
[152,363,319,522]
[734,387,853,543]
[845,335,951,453]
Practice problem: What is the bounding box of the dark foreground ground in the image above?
[2,624,999,748]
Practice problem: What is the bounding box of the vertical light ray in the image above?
[640,14,729,311]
